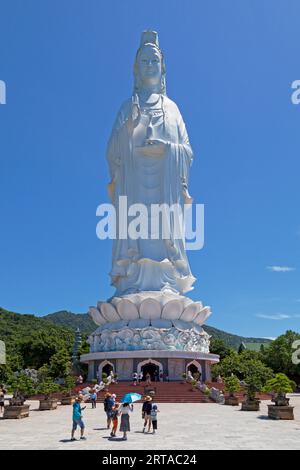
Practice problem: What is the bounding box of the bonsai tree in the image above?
[263,373,295,406]
[224,375,240,397]
[91,379,98,385]
[37,378,61,400]
[244,373,264,403]
[62,375,76,397]
[181,373,187,383]
[8,373,36,405]
[190,379,197,390]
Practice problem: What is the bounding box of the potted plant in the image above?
[190,379,197,391]
[60,375,76,405]
[203,387,211,402]
[113,373,118,383]
[181,373,187,384]
[241,374,262,411]
[3,373,35,419]
[224,375,240,405]
[263,373,295,420]
[37,378,61,410]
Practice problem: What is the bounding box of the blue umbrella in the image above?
[121,392,142,404]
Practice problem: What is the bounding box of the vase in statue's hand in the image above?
[137,138,168,157]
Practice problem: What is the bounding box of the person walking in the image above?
[110,402,120,437]
[119,402,133,440]
[138,371,143,384]
[0,384,6,414]
[71,396,86,441]
[132,372,138,386]
[103,392,114,429]
[150,403,160,434]
[90,389,97,409]
[142,395,152,433]
[145,372,151,386]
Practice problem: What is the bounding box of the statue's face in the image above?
[137,45,162,88]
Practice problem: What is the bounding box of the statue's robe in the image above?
[107,95,196,296]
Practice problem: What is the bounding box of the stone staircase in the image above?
[76,381,213,403]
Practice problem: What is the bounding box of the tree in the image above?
[212,350,274,386]
[210,338,234,360]
[262,330,300,379]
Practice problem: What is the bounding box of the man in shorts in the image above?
[71,396,86,441]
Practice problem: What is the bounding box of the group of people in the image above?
[71,391,160,441]
[132,370,168,385]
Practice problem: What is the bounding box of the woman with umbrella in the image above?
[118,393,141,440]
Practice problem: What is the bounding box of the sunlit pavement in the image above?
[0,396,300,450]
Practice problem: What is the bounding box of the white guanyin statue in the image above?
[89,31,212,353]
[107,30,195,296]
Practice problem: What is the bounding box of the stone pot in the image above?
[241,400,260,411]
[60,396,75,405]
[268,405,294,420]
[39,399,58,410]
[3,404,30,419]
[225,396,239,406]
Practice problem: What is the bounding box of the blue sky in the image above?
[0,0,299,338]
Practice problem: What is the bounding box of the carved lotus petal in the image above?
[89,307,106,326]
[116,299,139,320]
[193,307,212,325]
[139,298,161,319]
[161,299,184,320]
[180,301,203,322]
[100,302,120,322]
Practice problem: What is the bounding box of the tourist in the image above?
[145,372,151,385]
[90,389,97,409]
[217,375,223,384]
[154,369,159,382]
[150,403,160,434]
[111,393,116,404]
[110,402,120,437]
[132,372,138,386]
[71,396,86,441]
[138,372,143,384]
[159,371,163,382]
[0,384,6,414]
[119,402,133,440]
[109,370,115,383]
[103,392,114,429]
[142,395,152,433]
[187,370,193,383]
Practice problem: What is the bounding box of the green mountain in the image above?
[43,310,271,350]
[0,307,74,370]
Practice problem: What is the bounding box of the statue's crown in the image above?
[140,30,159,48]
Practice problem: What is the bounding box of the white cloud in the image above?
[256,313,291,320]
[263,337,276,340]
[266,266,296,272]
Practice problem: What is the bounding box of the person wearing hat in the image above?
[142,395,152,433]
[71,396,86,441]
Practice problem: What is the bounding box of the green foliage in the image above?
[62,375,76,395]
[102,372,108,380]
[261,330,300,378]
[37,378,61,399]
[263,373,296,394]
[210,338,235,359]
[7,373,36,397]
[224,375,240,395]
[212,350,274,388]
[0,308,74,373]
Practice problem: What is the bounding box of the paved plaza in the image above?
[1,395,300,450]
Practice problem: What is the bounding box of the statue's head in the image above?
[134,30,166,95]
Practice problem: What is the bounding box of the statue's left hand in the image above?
[137,139,169,157]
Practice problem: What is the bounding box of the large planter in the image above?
[39,399,58,410]
[268,405,294,420]
[60,396,75,405]
[3,404,30,419]
[241,400,260,411]
[225,396,239,406]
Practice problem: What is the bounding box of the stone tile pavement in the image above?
[0,396,300,450]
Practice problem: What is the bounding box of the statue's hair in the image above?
[133,42,166,96]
